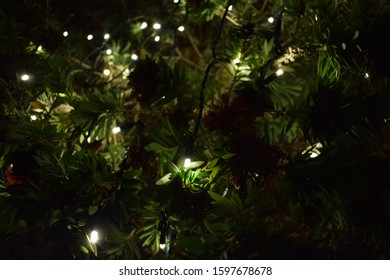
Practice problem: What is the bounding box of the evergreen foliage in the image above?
[0,0,389,259]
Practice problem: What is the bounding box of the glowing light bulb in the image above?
[184,158,191,169]
[90,230,99,243]
[276,69,284,76]
[124,68,130,75]
[153,23,161,30]
[87,34,93,40]
[173,0,179,3]
[131,54,138,60]
[104,33,110,40]
[106,49,112,55]
[268,17,274,23]
[37,45,43,51]
[63,31,69,37]
[87,137,92,143]
[30,115,37,121]
[309,152,319,158]
[228,5,233,11]
[21,74,30,81]
[103,69,111,76]
[154,36,160,42]
[112,126,121,134]
[140,22,148,29]
[178,26,185,32]
[160,243,166,250]
[364,72,369,79]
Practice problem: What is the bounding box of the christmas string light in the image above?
[177,26,185,32]
[87,34,93,40]
[131,54,138,60]
[153,23,161,30]
[63,31,69,37]
[276,69,284,76]
[183,158,191,169]
[106,49,112,55]
[21,74,30,81]
[104,33,110,40]
[112,126,121,134]
[30,115,37,121]
[90,230,99,243]
[268,17,274,23]
[103,69,111,76]
[140,22,148,29]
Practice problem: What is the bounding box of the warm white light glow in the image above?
[154,36,160,42]
[103,69,111,76]
[364,72,369,79]
[178,26,185,32]
[87,34,93,40]
[268,17,274,23]
[104,33,110,40]
[173,0,179,3]
[276,69,284,76]
[37,45,43,51]
[21,74,30,81]
[140,22,148,29]
[315,15,318,21]
[160,243,166,250]
[112,126,121,134]
[63,31,69,37]
[153,23,161,30]
[30,115,37,121]
[90,230,99,243]
[184,158,191,169]
[106,49,112,55]
[131,54,138,60]
[87,137,92,143]
[124,68,130,75]
[228,5,233,11]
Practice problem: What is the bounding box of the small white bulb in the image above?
[140,22,148,29]
[87,34,93,40]
[106,49,112,55]
[160,243,166,250]
[131,54,138,60]
[112,126,121,134]
[184,158,191,169]
[173,0,179,3]
[268,17,274,23]
[87,137,92,143]
[364,72,369,79]
[37,45,43,51]
[104,33,110,40]
[178,26,185,32]
[30,115,37,121]
[309,152,319,158]
[90,230,99,243]
[228,5,233,11]
[154,36,160,42]
[21,74,30,81]
[276,69,284,76]
[63,31,69,37]
[103,69,111,76]
[153,23,161,30]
